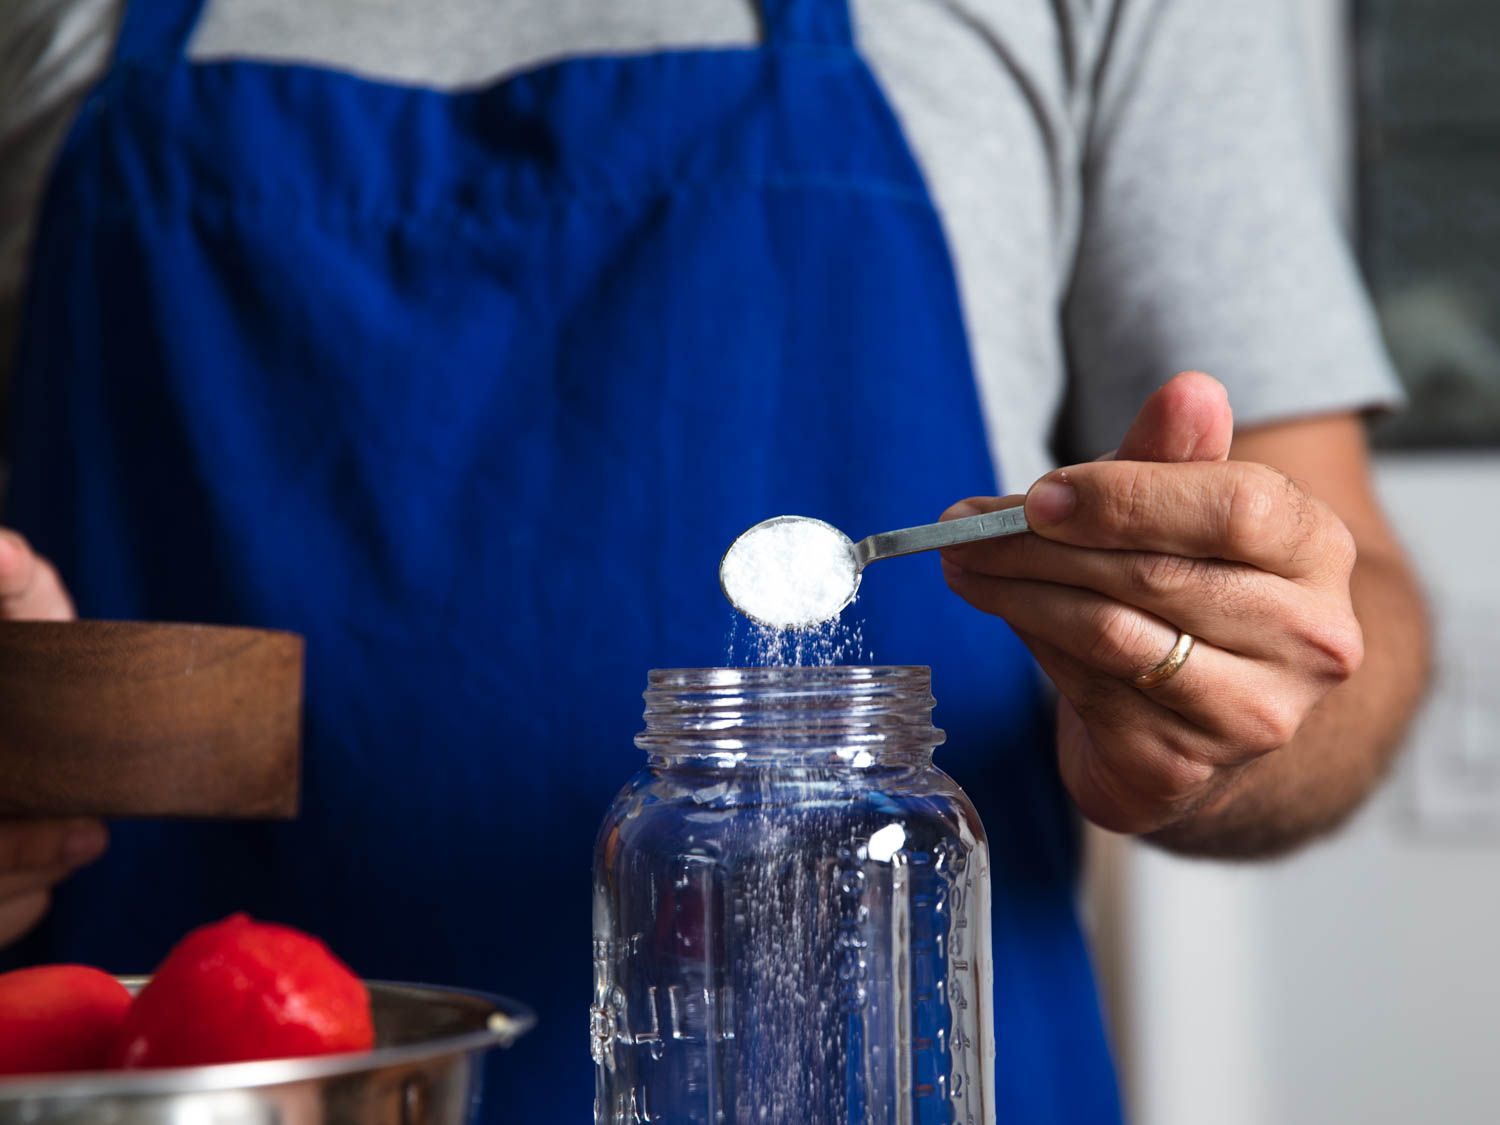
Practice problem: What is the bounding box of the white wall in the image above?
[1101,5,1500,1123]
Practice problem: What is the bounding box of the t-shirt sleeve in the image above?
[0,0,118,430]
[1059,0,1404,460]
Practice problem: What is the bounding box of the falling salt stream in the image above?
[719,519,879,1121]
[727,615,869,670]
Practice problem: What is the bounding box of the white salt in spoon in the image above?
[719,505,1031,630]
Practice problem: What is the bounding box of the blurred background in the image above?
[1088,2,1500,1121]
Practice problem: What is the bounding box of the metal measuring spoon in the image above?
[719,504,1031,628]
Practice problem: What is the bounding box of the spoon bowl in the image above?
[718,516,861,630]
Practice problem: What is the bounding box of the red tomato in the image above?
[0,965,133,1076]
[111,914,374,1068]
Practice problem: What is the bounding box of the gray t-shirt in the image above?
[0,0,1401,490]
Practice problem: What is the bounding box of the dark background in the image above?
[1359,0,1500,447]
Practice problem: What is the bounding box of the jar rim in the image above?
[638,665,944,762]
[647,665,933,689]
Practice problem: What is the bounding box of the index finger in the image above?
[1023,460,1356,582]
[0,819,108,872]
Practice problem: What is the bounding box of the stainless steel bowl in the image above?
[0,979,534,1124]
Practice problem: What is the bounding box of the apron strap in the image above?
[113,0,210,67]
[760,0,854,47]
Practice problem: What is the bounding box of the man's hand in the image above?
[0,530,73,621]
[0,818,108,948]
[0,527,104,949]
[941,373,1421,848]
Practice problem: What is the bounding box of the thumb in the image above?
[0,530,76,621]
[1112,371,1234,464]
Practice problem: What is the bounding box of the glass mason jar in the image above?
[591,666,995,1125]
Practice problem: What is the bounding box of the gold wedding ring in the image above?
[1132,631,1196,689]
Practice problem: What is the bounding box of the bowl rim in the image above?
[0,979,535,1100]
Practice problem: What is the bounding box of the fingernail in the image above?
[62,822,107,864]
[1027,479,1076,526]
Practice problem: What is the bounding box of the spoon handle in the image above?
[853,504,1030,570]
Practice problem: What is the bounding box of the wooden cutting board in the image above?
[0,621,303,819]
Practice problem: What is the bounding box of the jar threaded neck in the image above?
[637,666,943,764]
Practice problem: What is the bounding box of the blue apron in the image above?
[7,0,1120,1119]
